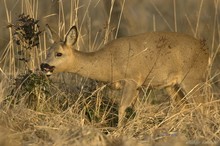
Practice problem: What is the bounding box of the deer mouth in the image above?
[40,63,55,76]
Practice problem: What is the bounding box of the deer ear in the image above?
[64,26,78,46]
[45,24,60,44]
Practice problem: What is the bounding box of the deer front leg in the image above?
[118,80,139,127]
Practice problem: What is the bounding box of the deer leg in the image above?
[181,77,207,103]
[165,84,186,106]
[118,80,139,127]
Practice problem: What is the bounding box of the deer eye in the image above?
[56,52,63,57]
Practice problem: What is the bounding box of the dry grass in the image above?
[0,0,220,145]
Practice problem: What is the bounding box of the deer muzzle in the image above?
[40,63,55,76]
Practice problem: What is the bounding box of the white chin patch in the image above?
[45,72,53,76]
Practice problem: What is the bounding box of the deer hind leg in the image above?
[181,76,207,103]
[165,84,187,106]
[166,75,207,106]
[118,80,139,127]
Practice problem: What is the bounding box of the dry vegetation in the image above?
[0,0,220,146]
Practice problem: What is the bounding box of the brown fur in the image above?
[41,25,209,126]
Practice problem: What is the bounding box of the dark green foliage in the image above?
[8,13,41,49]
[5,71,52,109]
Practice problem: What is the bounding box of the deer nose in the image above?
[40,63,55,72]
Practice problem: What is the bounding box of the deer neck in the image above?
[70,49,110,81]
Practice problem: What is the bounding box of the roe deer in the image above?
[41,25,209,126]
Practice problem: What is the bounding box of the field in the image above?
[0,0,220,145]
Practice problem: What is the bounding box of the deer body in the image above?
[41,25,209,126]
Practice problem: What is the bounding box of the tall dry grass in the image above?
[0,0,220,145]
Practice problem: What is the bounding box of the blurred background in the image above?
[0,0,219,51]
